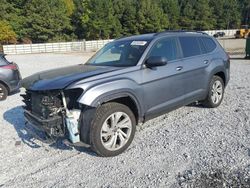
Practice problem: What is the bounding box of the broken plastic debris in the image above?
[15,141,22,146]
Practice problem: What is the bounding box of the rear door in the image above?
[178,36,211,103]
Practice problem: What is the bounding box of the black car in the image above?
[213,32,226,38]
[0,54,22,100]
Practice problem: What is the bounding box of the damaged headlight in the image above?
[63,88,83,110]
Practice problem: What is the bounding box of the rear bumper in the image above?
[2,67,22,93]
[24,110,64,137]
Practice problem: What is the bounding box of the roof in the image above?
[116,33,155,42]
[115,30,209,42]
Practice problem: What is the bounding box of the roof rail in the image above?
[154,30,209,36]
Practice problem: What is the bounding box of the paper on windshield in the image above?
[131,41,147,46]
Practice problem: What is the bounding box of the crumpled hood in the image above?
[22,64,119,91]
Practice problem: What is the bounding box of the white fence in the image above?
[3,30,238,55]
[3,39,113,55]
[204,29,237,37]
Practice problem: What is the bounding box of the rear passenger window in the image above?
[179,37,201,58]
[149,38,178,61]
[202,37,217,53]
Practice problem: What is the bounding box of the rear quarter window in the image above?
[197,38,207,54]
[201,37,217,53]
[179,37,201,58]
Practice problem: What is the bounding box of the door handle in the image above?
[176,66,183,71]
[204,60,209,64]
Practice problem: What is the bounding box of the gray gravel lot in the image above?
[0,53,250,188]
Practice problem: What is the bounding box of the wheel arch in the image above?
[87,91,143,124]
[214,71,226,85]
[100,94,141,124]
[79,92,143,146]
[209,65,227,86]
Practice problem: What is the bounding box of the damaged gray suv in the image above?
[22,31,230,157]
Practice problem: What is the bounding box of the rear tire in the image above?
[90,102,136,157]
[0,83,8,101]
[202,76,224,108]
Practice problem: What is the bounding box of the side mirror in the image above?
[145,56,168,68]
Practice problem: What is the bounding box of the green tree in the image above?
[0,0,24,39]
[0,21,17,44]
[238,0,250,25]
[0,0,13,20]
[22,0,73,42]
[179,0,221,30]
[71,0,86,39]
[64,0,75,16]
[5,0,26,40]
[209,0,226,29]
[136,0,169,33]
[120,0,139,35]
[193,0,215,30]
[82,0,121,39]
[160,0,180,29]
[179,1,195,29]
[225,0,241,28]
[0,0,248,41]
[210,0,240,29]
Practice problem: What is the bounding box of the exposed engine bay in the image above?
[21,89,83,143]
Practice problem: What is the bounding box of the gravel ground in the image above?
[0,54,250,188]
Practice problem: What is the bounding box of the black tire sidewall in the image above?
[90,103,136,157]
[206,76,225,108]
[0,83,8,101]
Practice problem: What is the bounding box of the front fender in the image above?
[77,79,144,116]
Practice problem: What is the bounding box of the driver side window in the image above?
[148,38,178,61]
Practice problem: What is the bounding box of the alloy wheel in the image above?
[211,80,223,104]
[100,112,132,151]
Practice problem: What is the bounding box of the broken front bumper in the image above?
[24,110,64,138]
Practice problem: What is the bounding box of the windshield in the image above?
[86,40,150,67]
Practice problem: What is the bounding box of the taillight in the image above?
[1,64,17,70]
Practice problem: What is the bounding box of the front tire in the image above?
[202,76,225,108]
[0,83,8,101]
[90,102,136,157]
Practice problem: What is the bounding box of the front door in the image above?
[141,37,186,119]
